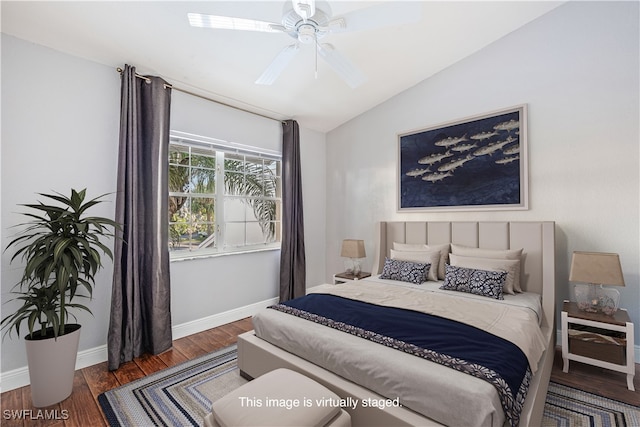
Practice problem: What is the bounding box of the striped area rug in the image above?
[99,345,247,426]
[543,382,640,427]
[99,346,639,426]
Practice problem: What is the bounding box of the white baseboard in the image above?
[0,296,278,393]
[172,297,278,340]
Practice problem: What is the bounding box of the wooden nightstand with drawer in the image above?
[561,300,635,391]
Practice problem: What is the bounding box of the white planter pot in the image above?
[24,324,81,407]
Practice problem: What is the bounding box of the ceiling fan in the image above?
[188,0,421,88]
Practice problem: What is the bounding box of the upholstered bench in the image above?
[204,368,352,427]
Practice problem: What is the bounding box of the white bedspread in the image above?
[309,281,546,372]
[365,275,543,324]
[252,280,547,427]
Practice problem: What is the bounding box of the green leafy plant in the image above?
[1,189,119,340]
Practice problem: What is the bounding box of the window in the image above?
[168,132,281,257]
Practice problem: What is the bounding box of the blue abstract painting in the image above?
[398,105,527,210]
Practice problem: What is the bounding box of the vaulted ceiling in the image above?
[2,1,563,132]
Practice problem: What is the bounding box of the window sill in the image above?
[170,246,280,262]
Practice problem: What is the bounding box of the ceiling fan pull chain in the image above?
[314,32,318,79]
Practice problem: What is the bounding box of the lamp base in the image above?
[343,258,362,275]
[352,258,362,275]
[343,259,353,274]
[573,283,620,315]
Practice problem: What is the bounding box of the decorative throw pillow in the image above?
[390,249,440,282]
[380,257,430,285]
[440,264,506,300]
[393,242,450,280]
[450,244,524,292]
[449,254,520,295]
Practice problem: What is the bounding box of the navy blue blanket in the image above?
[270,293,531,427]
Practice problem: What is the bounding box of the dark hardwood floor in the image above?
[550,346,639,407]
[0,317,254,427]
[1,318,637,426]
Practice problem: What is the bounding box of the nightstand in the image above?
[333,271,371,285]
[561,300,635,391]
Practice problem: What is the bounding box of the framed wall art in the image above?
[398,104,528,211]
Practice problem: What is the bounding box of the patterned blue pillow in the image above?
[440,264,506,300]
[380,257,430,284]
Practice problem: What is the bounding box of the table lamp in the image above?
[569,251,625,315]
[341,239,366,276]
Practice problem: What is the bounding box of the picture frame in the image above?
[398,104,528,212]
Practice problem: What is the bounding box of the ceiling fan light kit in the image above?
[296,24,317,44]
[188,0,420,87]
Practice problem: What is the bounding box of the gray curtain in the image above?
[108,64,173,371]
[279,120,306,302]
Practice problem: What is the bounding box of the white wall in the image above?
[1,35,327,378]
[1,35,120,373]
[299,126,328,287]
[326,1,640,341]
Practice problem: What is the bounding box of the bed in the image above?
[238,221,556,426]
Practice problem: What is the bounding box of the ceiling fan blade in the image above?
[255,44,300,85]
[317,43,366,88]
[188,13,282,33]
[327,2,422,34]
[292,0,316,21]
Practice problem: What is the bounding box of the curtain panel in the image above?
[108,65,173,371]
[279,120,306,302]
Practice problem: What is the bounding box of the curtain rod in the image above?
[116,67,286,124]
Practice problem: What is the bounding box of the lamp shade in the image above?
[341,239,366,259]
[569,251,625,286]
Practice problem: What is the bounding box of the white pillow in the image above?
[450,244,524,292]
[393,242,428,251]
[449,254,520,294]
[450,244,523,259]
[390,249,439,282]
[393,242,450,280]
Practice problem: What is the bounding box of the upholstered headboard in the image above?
[372,221,556,328]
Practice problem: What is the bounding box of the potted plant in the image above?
[1,188,118,407]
